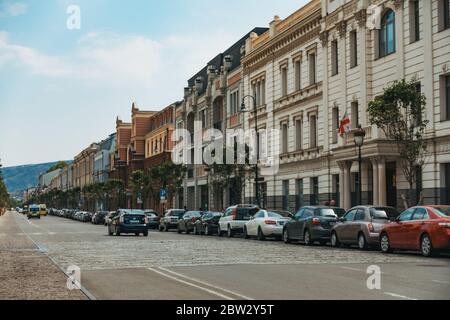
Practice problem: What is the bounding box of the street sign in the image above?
[160,188,168,201]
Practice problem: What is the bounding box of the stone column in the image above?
[371,157,379,205]
[361,161,369,205]
[378,157,387,206]
[339,168,345,209]
[339,160,353,210]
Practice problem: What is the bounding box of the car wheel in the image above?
[358,233,368,250]
[420,234,435,257]
[158,225,163,232]
[143,231,148,237]
[331,231,340,248]
[115,230,121,236]
[303,229,312,246]
[283,228,290,244]
[380,233,392,253]
[217,226,222,237]
[257,227,265,241]
[243,227,250,239]
[227,225,234,238]
[204,225,209,236]
[135,233,140,237]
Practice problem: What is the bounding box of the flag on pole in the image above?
[339,111,351,137]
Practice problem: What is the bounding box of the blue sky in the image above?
[0,0,307,167]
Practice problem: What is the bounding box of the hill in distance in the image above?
[1,161,72,196]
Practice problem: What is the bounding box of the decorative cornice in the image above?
[354,9,367,27]
[319,31,328,47]
[391,0,404,10]
[336,21,347,38]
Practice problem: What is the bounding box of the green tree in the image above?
[103,179,125,210]
[130,170,149,209]
[46,161,69,173]
[367,78,428,209]
[148,162,186,209]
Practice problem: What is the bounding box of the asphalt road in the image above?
[12,213,450,300]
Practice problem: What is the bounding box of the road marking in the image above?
[158,266,254,300]
[432,280,450,285]
[340,266,364,272]
[147,267,235,300]
[384,292,418,300]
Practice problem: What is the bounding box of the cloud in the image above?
[0,2,27,18]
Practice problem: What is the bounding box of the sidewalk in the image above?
[0,211,87,300]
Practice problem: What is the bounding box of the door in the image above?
[290,209,304,239]
[389,208,415,248]
[339,209,357,242]
[249,211,265,236]
[386,163,397,208]
[349,208,367,244]
[299,208,314,240]
[408,207,429,250]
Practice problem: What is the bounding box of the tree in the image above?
[130,170,149,209]
[367,78,428,209]
[103,179,125,209]
[148,162,186,209]
[46,161,69,173]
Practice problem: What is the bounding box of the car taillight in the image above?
[368,223,375,232]
[438,222,450,228]
[312,218,321,225]
[264,220,276,225]
[232,208,237,220]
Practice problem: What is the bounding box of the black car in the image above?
[144,210,160,229]
[92,211,108,224]
[177,211,204,234]
[283,206,346,245]
[81,212,93,222]
[107,209,148,237]
[159,209,186,231]
[193,211,223,235]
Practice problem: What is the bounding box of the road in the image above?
[11,212,450,300]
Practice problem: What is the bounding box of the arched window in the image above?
[379,9,396,57]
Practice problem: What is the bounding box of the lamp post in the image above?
[241,94,260,208]
[353,125,366,205]
[204,166,210,211]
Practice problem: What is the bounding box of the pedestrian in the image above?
[330,199,336,206]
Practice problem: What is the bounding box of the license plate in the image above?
[129,219,140,224]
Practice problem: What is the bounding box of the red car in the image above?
[379,206,450,257]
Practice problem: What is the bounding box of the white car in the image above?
[244,210,292,240]
[218,204,259,237]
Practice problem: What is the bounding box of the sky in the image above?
[0,0,308,167]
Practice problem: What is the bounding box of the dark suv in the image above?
[159,209,186,231]
[107,209,148,237]
[283,206,346,245]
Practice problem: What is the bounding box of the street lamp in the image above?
[353,125,366,205]
[241,94,260,208]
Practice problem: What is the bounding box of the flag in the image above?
[339,111,351,137]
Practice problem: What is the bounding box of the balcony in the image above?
[274,82,323,114]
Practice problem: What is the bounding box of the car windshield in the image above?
[370,207,396,219]
[267,212,283,218]
[145,212,157,217]
[170,210,185,217]
[319,208,338,217]
[123,210,145,215]
[432,207,450,217]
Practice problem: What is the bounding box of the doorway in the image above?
[386,162,397,208]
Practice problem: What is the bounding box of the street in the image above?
[7,212,450,300]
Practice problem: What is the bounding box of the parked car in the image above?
[159,209,186,231]
[244,210,292,240]
[107,209,148,237]
[218,204,259,237]
[268,209,294,219]
[92,211,108,225]
[177,211,204,234]
[380,205,450,257]
[193,211,223,235]
[81,212,93,222]
[331,206,400,249]
[283,206,345,245]
[144,210,160,229]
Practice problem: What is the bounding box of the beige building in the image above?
[73,143,99,189]
[239,0,450,211]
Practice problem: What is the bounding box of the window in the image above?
[344,209,357,221]
[304,208,314,218]
[438,0,450,31]
[200,109,208,128]
[295,119,302,150]
[294,208,304,220]
[331,40,339,75]
[350,30,358,68]
[282,180,289,211]
[441,75,450,120]
[351,101,359,128]
[309,52,316,85]
[354,209,366,221]
[412,208,429,220]
[309,114,317,148]
[295,60,301,91]
[332,107,339,144]
[310,177,319,205]
[379,10,396,57]
[261,79,266,105]
[399,208,415,221]
[229,90,239,115]
[443,163,450,204]
[296,179,304,210]
[281,123,288,153]
[409,0,420,42]
[281,67,288,97]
